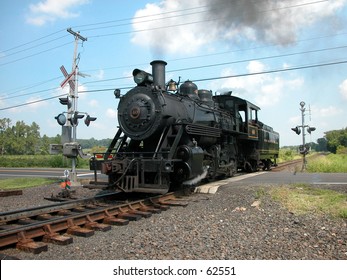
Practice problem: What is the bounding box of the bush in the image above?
[336,145,347,154]
[278,149,295,162]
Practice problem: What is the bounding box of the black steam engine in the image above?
[90,60,279,193]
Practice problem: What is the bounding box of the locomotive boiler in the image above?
[90,60,279,193]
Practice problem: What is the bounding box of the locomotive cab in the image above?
[213,94,260,138]
[236,100,260,140]
[213,94,278,171]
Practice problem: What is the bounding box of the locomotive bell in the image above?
[168,79,177,91]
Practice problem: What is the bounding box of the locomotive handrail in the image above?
[92,151,170,159]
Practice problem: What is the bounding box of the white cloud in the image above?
[311,105,343,117]
[247,61,266,73]
[27,0,89,26]
[131,0,210,55]
[88,99,99,107]
[211,61,304,107]
[106,108,117,119]
[288,115,301,126]
[95,69,104,80]
[339,79,347,100]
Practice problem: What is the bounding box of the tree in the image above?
[316,137,328,152]
[324,128,347,153]
[0,118,41,155]
[0,118,11,155]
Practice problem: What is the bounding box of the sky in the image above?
[0,0,347,147]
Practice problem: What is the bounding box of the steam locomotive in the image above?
[90,60,279,193]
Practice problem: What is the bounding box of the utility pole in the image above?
[67,28,87,186]
[291,101,316,171]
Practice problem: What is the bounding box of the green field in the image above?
[0,178,57,190]
[270,183,347,219]
[0,154,89,168]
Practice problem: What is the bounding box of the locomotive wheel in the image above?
[244,160,258,172]
[173,162,191,182]
[262,159,272,171]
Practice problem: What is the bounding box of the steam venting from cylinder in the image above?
[151,60,167,89]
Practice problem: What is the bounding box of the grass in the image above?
[0,178,57,190]
[306,154,347,173]
[270,183,347,219]
[0,154,89,168]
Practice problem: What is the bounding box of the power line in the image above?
[3,34,70,58]
[0,0,330,66]
[1,58,346,111]
[0,41,72,67]
[168,45,347,73]
[76,0,327,34]
[194,59,347,83]
[0,93,67,111]
[86,0,329,38]
[83,44,347,83]
[0,76,62,99]
[2,29,66,53]
[2,43,346,101]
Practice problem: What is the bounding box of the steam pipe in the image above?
[150,60,167,89]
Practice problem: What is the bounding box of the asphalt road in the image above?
[0,167,96,179]
[197,172,347,193]
[238,171,347,185]
[1,168,346,189]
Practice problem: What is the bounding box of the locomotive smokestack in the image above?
[150,60,167,89]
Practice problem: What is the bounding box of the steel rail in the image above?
[0,192,185,253]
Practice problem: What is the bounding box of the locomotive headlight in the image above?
[132,69,153,85]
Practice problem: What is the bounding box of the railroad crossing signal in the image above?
[291,101,316,171]
[55,113,67,126]
[54,97,72,126]
[85,115,97,126]
[291,126,301,135]
[60,65,76,90]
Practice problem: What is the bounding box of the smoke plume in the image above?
[132,0,346,54]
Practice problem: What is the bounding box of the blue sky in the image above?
[0,0,346,147]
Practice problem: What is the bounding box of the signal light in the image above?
[55,113,66,126]
[71,112,84,125]
[291,126,301,135]
[59,97,71,108]
[84,115,97,126]
[307,127,316,134]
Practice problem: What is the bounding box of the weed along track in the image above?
[0,192,189,255]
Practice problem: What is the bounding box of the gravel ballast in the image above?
[0,178,346,260]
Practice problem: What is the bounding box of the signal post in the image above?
[291,101,316,171]
[52,28,96,187]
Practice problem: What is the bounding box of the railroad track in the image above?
[271,159,303,172]
[0,191,189,254]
